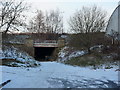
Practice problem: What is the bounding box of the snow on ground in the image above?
[58,46,87,62]
[1,62,119,88]
[1,46,40,67]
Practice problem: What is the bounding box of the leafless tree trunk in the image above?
[29,10,45,33]
[29,9,63,34]
[0,0,28,34]
[45,9,63,34]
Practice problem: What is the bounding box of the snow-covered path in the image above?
[0,62,119,88]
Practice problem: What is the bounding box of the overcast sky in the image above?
[24,0,120,33]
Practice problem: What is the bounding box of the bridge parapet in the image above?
[33,40,58,47]
[33,43,58,47]
[33,39,64,48]
[34,40,57,43]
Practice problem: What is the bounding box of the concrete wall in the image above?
[25,38,65,59]
[25,39,34,47]
[58,38,65,47]
[25,39,34,57]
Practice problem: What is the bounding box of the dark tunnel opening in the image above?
[34,47,55,61]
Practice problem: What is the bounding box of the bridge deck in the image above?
[33,40,58,47]
[33,43,58,47]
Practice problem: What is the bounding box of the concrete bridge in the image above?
[33,40,58,47]
[25,38,65,61]
[2,33,65,61]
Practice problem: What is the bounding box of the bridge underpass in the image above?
[33,40,58,61]
[34,47,56,61]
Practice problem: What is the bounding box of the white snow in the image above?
[2,46,40,67]
[90,45,104,50]
[0,62,119,88]
[60,35,67,38]
[8,41,24,44]
[69,50,87,58]
[58,46,87,62]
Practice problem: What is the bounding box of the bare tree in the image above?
[68,5,107,53]
[0,0,28,34]
[69,5,107,33]
[29,10,45,33]
[45,9,63,34]
[29,9,63,34]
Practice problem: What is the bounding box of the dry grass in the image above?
[1,58,25,67]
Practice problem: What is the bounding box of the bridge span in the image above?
[25,39,65,61]
[33,40,58,47]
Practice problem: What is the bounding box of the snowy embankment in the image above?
[58,46,87,62]
[1,62,119,88]
[58,45,115,62]
[1,46,40,67]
